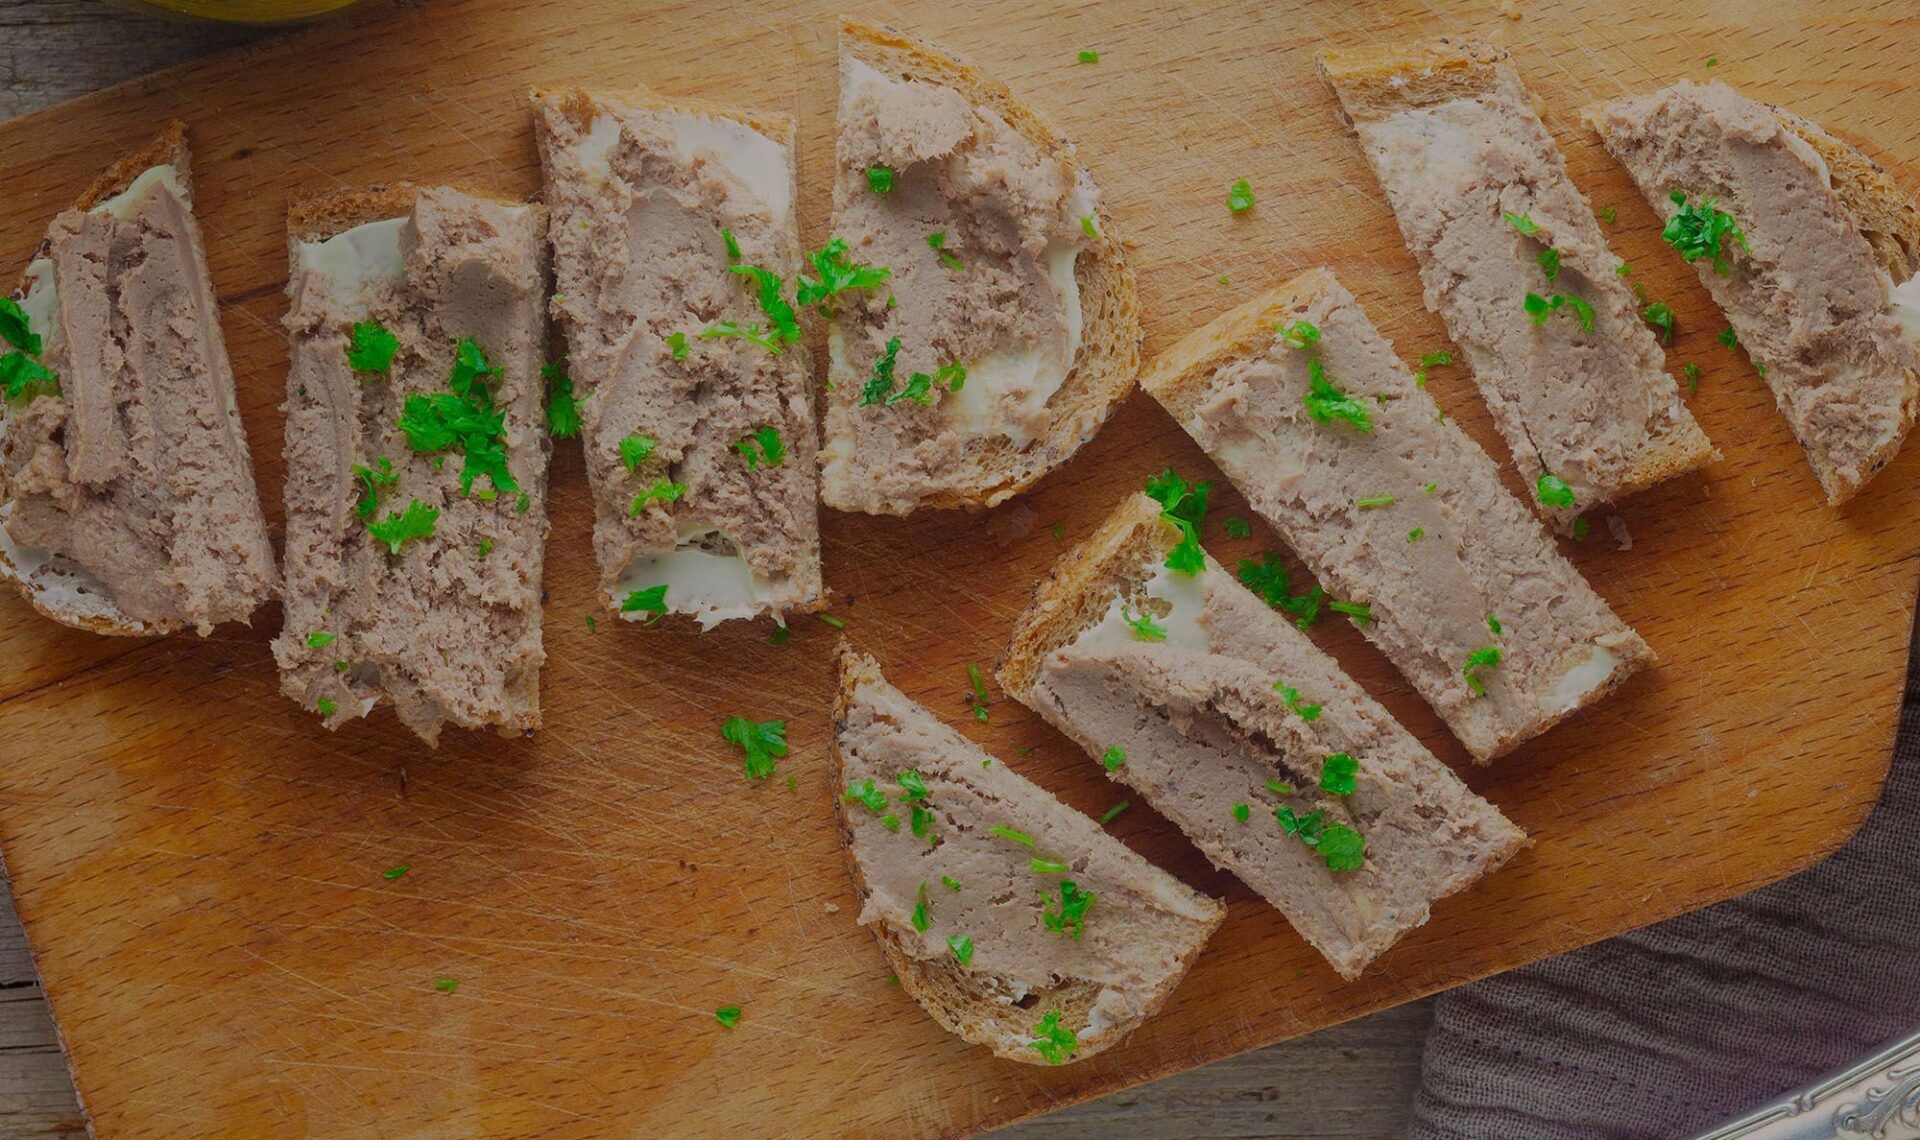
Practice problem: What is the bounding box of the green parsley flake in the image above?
[367,499,438,555]
[1280,319,1321,350]
[618,435,656,472]
[721,716,786,780]
[1573,515,1591,542]
[1042,880,1095,940]
[666,331,690,360]
[1503,211,1541,235]
[479,538,493,558]
[1266,779,1294,796]
[1683,362,1701,393]
[1224,516,1252,539]
[1524,292,1596,333]
[714,1005,742,1029]
[1538,247,1562,281]
[1329,599,1371,627]
[1303,358,1374,432]
[629,479,688,515]
[1121,606,1168,643]
[1237,552,1324,629]
[433,978,458,994]
[1275,805,1366,871]
[732,426,786,470]
[859,336,904,407]
[1536,472,1576,509]
[584,614,596,630]
[1487,614,1503,635]
[1408,527,1425,543]
[1098,800,1130,824]
[948,934,974,965]
[988,824,1036,847]
[866,166,896,194]
[1705,55,1717,66]
[1319,753,1358,796]
[699,320,784,355]
[1078,49,1099,63]
[350,457,398,518]
[1664,191,1750,275]
[967,664,991,723]
[911,882,931,931]
[306,631,337,649]
[881,814,901,832]
[1642,301,1676,343]
[620,584,669,619]
[1718,325,1739,350]
[1424,482,1438,494]
[842,779,887,814]
[1418,351,1452,367]
[797,238,892,310]
[884,370,935,407]
[1080,215,1100,240]
[347,320,399,373]
[316,698,337,718]
[382,865,409,881]
[1272,683,1322,721]
[1464,645,1503,697]
[1599,206,1618,224]
[1232,802,1251,823]
[942,876,962,892]
[727,263,803,349]
[1356,494,1395,508]
[0,298,39,354]
[394,337,518,498]
[818,613,846,630]
[0,351,59,403]
[1101,747,1126,772]
[925,230,965,270]
[1030,1010,1078,1065]
[1228,178,1255,214]
[894,770,930,803]
[1143,468,1211,576]
[1030,857,1070,875]
[543,358,580,438]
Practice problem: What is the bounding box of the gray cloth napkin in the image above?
[1407,621,1920,1140]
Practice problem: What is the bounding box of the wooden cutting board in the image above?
[1,0,1916,1135]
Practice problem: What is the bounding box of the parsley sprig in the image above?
[1237,553,1324,629]
[395,337,516,497]
[1663,191,1750,275]
[1144,468,1211,575]
[721,717,786,780]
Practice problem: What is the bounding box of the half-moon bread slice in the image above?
[833,648,1223,1065]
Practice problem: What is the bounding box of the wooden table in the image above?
[0,2,1429,1136]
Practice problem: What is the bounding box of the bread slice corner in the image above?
[1315,37,1508,123]
[830,19,1143,512]
[833,644,1223,1064]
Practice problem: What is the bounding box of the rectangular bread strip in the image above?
[1586,80,1920,504]
[273,186,551,746]
[833,649,1224,1065]
[1140,269,1651,762]
[1319,39,1713,520]
[0,123,279,637]
[999,494,1529,980]
[533,88,823,624]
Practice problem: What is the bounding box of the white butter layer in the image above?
[1550,645,1621,713]
[1074,562,1212,653]
[1886,272,1920,341]
[614,526,777,631]
[294,216,408,305]
[579,111,792,230]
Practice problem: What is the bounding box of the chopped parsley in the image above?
[1487,614,1504,635]
[316,698,337,717]
[942,876,962,892]
[700,320,784,355]
[382,865,409,881]
[1536,472,1576,509]
[1599,206,1618,224]
[1408,527,1425,543]
[347,319,399,373]
[732,426,786,470]
[859,336,904,407]
[1228,178,1255,214]
[351,457,398,518]
[896,770,930,802]
[1356,494,1395,508]
[1121,606,1167,642]
[1030,857,1070,875]
[0,352,58,403]
[865,166,896,194]
[1224,517,1252,539]
[948,935,974,965]
[1463,645,1503,697]
[1101,747,1126,772]
[367,499,439,555]
[1682,362,1701,393]
[433,978,459,994]
[797,238,892,310]
[395,337,517,497]
[1524,292,1595,333]
[1237,552,1324,629]
[967,664,991,723]
[911,805,936,840]
[1503,211,1541,235]
[1280,319,1320,350]
[543,358,580,438]
[842,779,888,814]
[911,882,931,932]
[629,479,688,515]
[478,538,493,558]
[1573,515,1591,542]
[1144,468,1211,575]
[1098,800,1130,824]
[1030,1010,1078,1065]
[620,584,669,619]
[720,716,786,780]
[818,613,846,630]
[1642,301,1676,343]
[666,331,689,360]
[1266,779,1295,796]
[1537,247,1562,281]
[1232,802,1251,823]
[1078,49,1099,64]
[1042,881,1095,940]
[988,825,1036,847]
[1319,753,1358,796]
[618,435,656,472]
[1717,325,1739,350]
[1664,191,1749,275]
[306,631,337,649]
[727,264,803,350]
[1276,805,1366,871]
[925,230,964,270]
[1272,683,1322,721]
[1329,599,1371,627]
[1080,215,1100,240]
[881,814,901,832]
[0,298,38,353]
[885,370,934,407]
[1303,358,1373,432]
[1418,351,1452,367]
[714,1006,742,1029]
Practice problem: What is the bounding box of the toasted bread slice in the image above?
[1139,269,1651,762]
[532,86,825,628]
[999,494,1529,979]
[0,121,278,636]
[1318,39,1715,524]
[274,184,550,745]
[833,648,1223,1064]
[1586,80,1920,503]
[818,19,1142,515]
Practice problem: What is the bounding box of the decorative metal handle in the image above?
[1691,1029,1920,1139]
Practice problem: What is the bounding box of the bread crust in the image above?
[0,121,198,637]
[832,644,1221,1064]
[832,19,1142,512]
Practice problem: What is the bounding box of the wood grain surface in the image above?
[0,1,1915,1136]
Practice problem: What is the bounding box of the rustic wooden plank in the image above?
[0,0,1913,1137]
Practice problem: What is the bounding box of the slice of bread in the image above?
[832,648,1224,1065]
[274,184,550,745]
[999,493,1530,979]
[1318,39,1715,522]
[1586,81,1920,503]
[0,120,278,636]
[1138,269,1652,763]
[818,19,1142,514]
[532,86,826,628]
